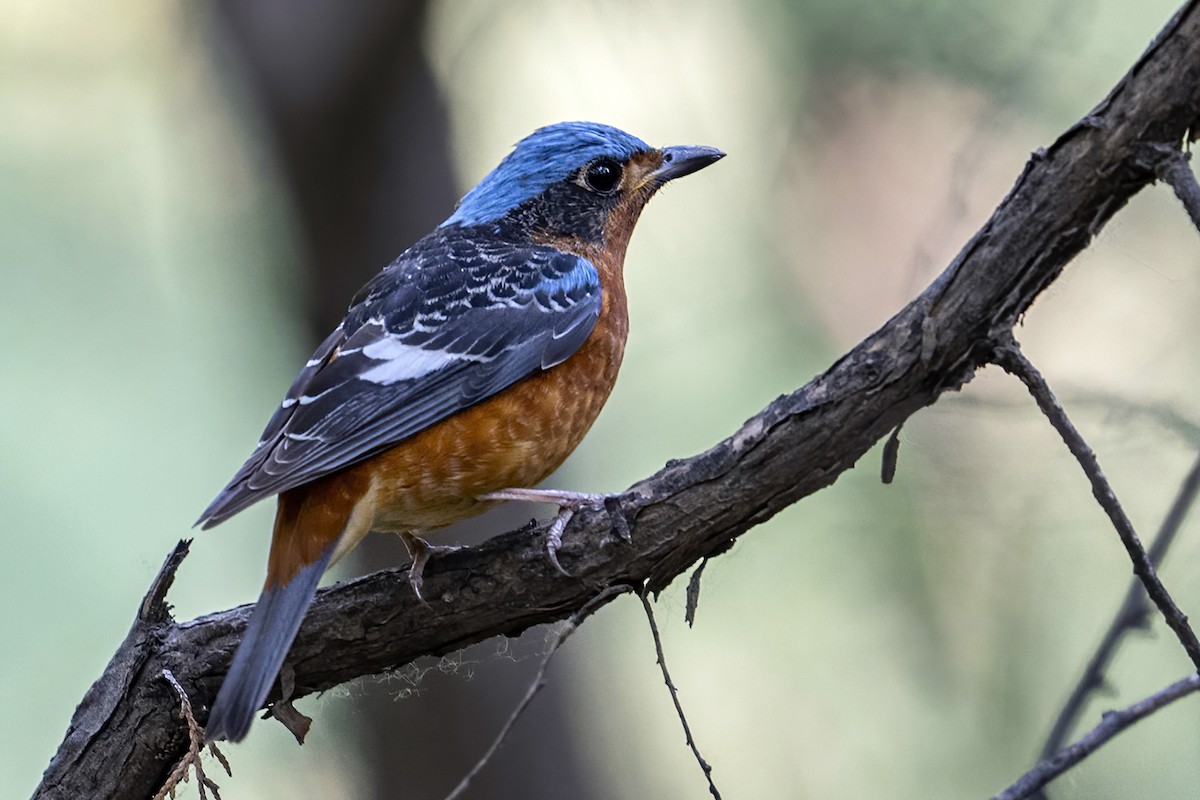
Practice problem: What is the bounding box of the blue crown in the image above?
[443,122,651,227]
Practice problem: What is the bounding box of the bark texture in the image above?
[34,2,1200,798]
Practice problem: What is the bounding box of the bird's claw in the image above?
[480,488,626,575]
[545,509,573,576]
[399,532,462,604]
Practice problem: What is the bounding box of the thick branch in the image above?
[35,2,1200,798]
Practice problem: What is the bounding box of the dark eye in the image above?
[583,158,622,194]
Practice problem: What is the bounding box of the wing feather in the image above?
[198,227,601,527]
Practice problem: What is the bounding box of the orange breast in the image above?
[341,245,630,534]
[266,184,656,586]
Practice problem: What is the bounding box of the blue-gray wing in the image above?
[198,228,601,528]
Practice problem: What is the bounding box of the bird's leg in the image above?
[479,488,626,575]
[397,532,462,602]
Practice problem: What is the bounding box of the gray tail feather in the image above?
[205,544,335,742]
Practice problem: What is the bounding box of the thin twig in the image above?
[993,338,1200,669]
[640,590,722,800]
[443,585,629,800]
[1144,143,1200,232]
[992,673,1200,800]
[1038,451,1200,760]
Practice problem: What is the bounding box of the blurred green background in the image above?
[4,0,1200,798]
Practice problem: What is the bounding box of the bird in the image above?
[198,121,724,742]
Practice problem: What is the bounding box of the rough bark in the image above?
[34,2,1200,798]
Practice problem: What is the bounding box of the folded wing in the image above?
[198,229,602,528]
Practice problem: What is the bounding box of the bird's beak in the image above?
[639,145,725,187]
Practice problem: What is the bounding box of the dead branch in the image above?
[993,673,1200,800]
[640,591,722,799]
[442,585,627,800]
[34,2,1200,798]
[993,339,1200,667]
[1037,451,1200,761]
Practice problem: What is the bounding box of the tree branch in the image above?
[1144,142,1200,232]
[640,591,722,799]
[35,2,1200,798]
[993,673,1200,800]
[443,585,628,800]
[1037,450,1200,761]
[993,339,1200,668]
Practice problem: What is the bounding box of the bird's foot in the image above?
[398,532,463,603]
[480,488,626,575]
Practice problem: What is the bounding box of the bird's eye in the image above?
[583,159,622,194]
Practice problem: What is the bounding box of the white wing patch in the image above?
[358,338,485,385]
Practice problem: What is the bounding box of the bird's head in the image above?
[442,121,723,253]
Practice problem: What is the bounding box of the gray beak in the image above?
[645,144,726,185]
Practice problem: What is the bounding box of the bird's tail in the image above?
[204,465,373,742]
[204,541,334,742]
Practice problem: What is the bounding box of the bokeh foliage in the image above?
[4,0,1199,797]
